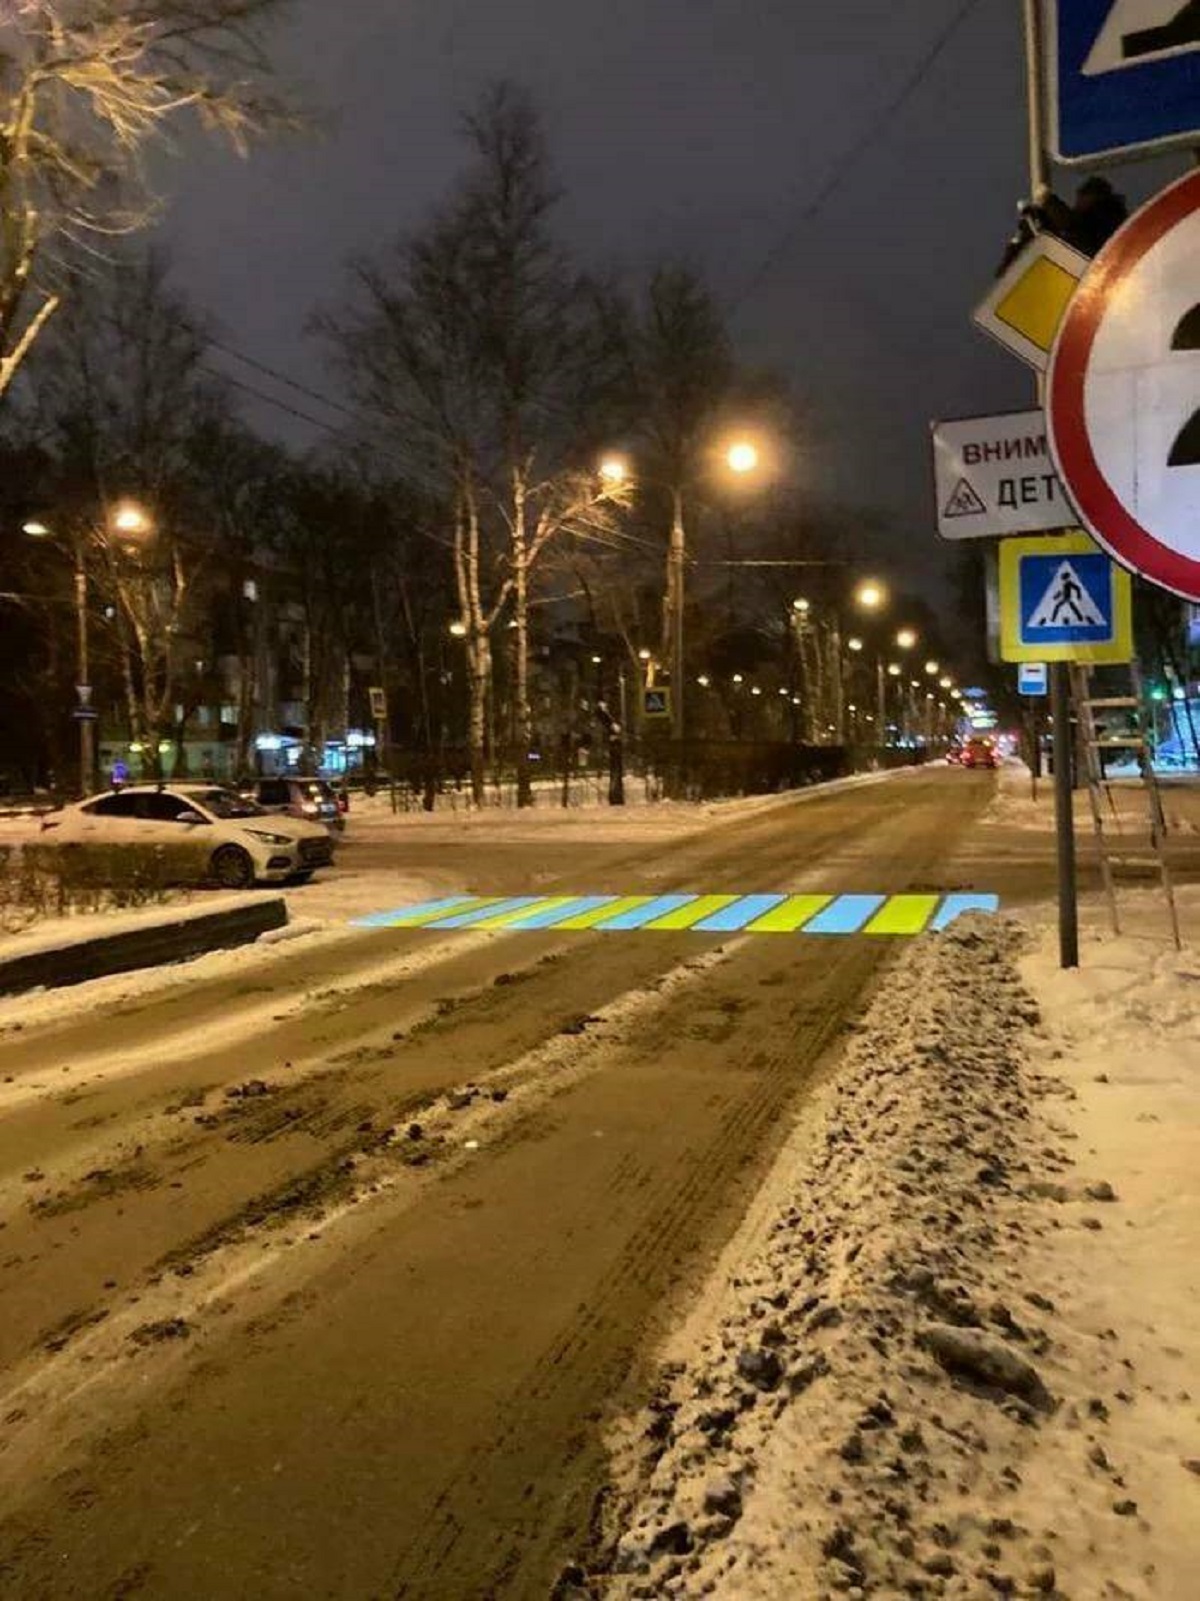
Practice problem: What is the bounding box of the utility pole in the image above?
[1024,0,1078,968]
[875,658,887,747]
[669,484,686,744]
[74,539,94,796]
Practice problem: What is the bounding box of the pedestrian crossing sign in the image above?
[999,530,1132,663]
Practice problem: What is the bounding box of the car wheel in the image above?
[210,844,255,890]
[288,871,313,885]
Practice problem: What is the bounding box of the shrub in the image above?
[0,841,210,933]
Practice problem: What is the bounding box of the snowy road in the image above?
[0,769,1191,1599]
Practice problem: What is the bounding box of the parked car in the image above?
[41,783,335,888]
[238,776,346,833]
[961,737,999,770]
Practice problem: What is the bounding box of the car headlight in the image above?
[245,828,294,846]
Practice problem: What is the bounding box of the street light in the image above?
[448,620,467,638]
[22,520,51,538]
[726,440,759,475]
[896,627,918,651]
[847,636,864,652]
[792,596,810,614]
[855,579,887,612]
[887,663,901,676]
[111,501,153,537]
[598,456,628,486]
[924,659,939,676]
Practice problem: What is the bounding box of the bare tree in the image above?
[0,0,294,401]
[324,82,627,806]
[28,248,223,772]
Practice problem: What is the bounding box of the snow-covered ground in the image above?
[590,891,1200,1598]
[985,758,1200,838]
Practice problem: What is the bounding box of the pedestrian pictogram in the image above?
[643,687,671,720]
[1027,560,1108,627]
[1049,1,1200,164]
[998,531,1133,663]
[942,478,986,519]
[1048,167,1200,601]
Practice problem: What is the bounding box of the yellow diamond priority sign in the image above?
[974,234,1089,371]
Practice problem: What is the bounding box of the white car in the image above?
[41,783,335,889]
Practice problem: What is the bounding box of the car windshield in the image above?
[190,788,265,819]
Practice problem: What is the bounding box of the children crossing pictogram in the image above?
[942,478,987,518]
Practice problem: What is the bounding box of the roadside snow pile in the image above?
[589,915,1195,1599]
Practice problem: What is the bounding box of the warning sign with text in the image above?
[932,410,1076,539]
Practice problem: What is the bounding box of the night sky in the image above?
[158,0,1181,591]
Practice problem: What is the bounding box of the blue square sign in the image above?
[1018,550,1115,645]
[1050,2,1200,164]
[1018,663,1049,696]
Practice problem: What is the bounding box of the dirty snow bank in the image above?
[586,913,1198,1599]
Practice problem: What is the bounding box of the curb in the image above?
[0,898,288,997]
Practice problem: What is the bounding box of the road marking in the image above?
[644,894,740,930]
[430,896,539,929]
[595,894,698,930]
[354,895,477,929]
[353,892,1002,936]
[864,894,940,936]
[554,896,655,930]
[465,896,569,929]
[747,894,833,933]
[803,894,888,935]
[931,892,1002,930]
[692,894,789,932]
[503,895,620,929]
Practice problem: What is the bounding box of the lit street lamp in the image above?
[726,440,760,475]
[22,500,154,795]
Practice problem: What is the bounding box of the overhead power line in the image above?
[199,364,343,435]
[730,0,985,315]
[208,337,360,422]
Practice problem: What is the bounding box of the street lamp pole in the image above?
[669,484,685,743]
[876,658,887,744]
[73,539,93,795]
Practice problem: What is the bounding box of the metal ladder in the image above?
[1070,663,1182,949]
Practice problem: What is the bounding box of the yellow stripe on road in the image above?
[645,894,738,930]
[747,894,833,933]
[471,895,576,929]
[556,895,652,930]
[863,894,940,936]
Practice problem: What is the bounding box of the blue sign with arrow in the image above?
[1049,2,1200,164]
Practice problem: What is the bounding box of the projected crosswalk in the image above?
[353,891,999,936]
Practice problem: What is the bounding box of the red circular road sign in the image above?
[1048,168,1200,602]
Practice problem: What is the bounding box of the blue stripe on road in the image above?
[434,896,545,929]
[352,895,474,929]
[593,894,699,930]
[692,894,788,933]
[502,895,618,929]
[804,894,887,935]
[931,893,1001,931]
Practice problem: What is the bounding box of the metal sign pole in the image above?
[1025,0,1079,968]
